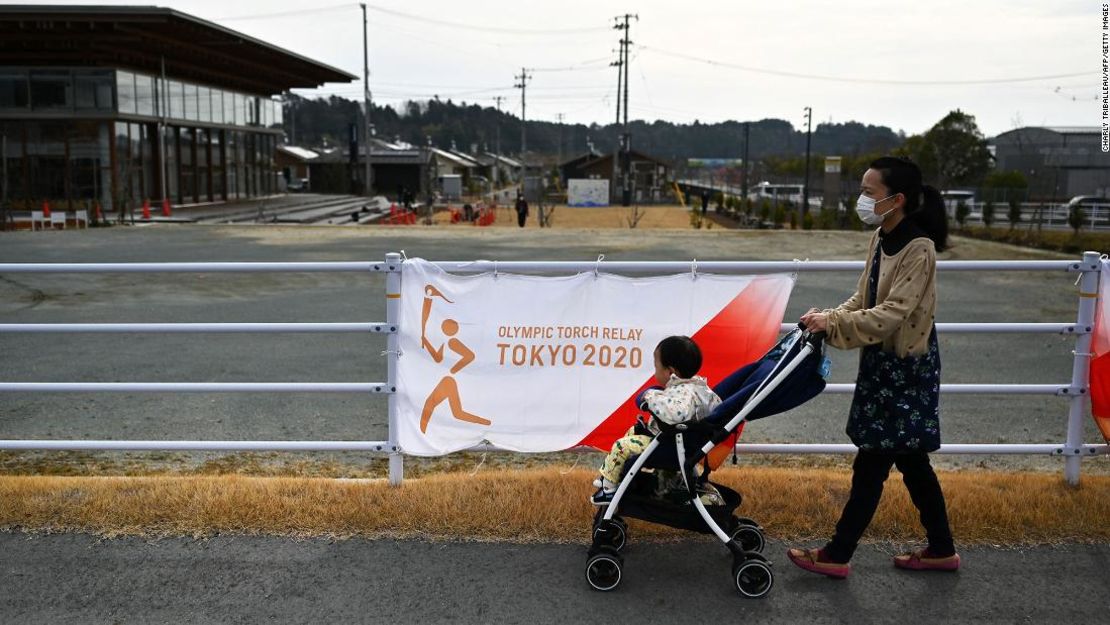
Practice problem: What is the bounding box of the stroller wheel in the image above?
[734,516,761,530]
[593,518,628,552]
[586,549,623,591]
[733,559,774,598]
[730,524,765,554]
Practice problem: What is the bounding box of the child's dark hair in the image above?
[869,156,949,252]
[656,335,702,378]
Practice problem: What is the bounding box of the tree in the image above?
[897,110,993,189]
[1068,206,1085,236]
[956,202,970,229]
[1007,199,1022,230]
[983,169,1029,203]
[982,201,995,228]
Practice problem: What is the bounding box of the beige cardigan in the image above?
[823,229,937,357]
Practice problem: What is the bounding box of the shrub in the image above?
[1068,206,1085,236]
[956,202,970,229]
[1007,200,1022,230]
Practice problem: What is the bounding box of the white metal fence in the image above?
[1,252,1107,486]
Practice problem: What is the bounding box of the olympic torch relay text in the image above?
[496,325,646,368]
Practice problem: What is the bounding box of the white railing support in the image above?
[1065,251,1102,485]
[384,252,404,486]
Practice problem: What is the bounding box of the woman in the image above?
[787,156,959,579]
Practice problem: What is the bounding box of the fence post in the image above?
[385,252,404,486]
[1065,250,1101,485]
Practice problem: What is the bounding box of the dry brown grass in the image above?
[429,204,706,229]
[2,466,1108,545]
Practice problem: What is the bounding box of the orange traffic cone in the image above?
[42,200,51,218]
[161,199,172,217]
[141,199,151,220]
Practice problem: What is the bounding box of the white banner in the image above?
[396,259,794,456]
[567,179,610,207]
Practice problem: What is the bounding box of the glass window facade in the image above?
[211,89,223,124]
[76,71,113,111]
[115,71,135,114]
[168,81,184,119]
[223,90,235,125]
[0,71,29,109]
[198,86,211,123]
[30,71,73,110]
[0,66,284,217]
[135,74,155,116]
[184,83,197,122]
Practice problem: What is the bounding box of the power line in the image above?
[364,4,609,35]
[637,44,1089,86]
[215,4,356,21]
[531,56,614,72]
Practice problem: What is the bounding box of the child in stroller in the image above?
[585,326,828,597]
[591,335,721,505]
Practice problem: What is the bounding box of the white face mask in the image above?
[855,193,896,226]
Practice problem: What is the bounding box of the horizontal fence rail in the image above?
[0,261,397,273]
[460,442,1110,457]
[0,323,395,334]
[0,259,1091,275]
[0,252,1106,486]
[0,383,392,393]
[0,382,1071,396]
[779,322,1087,334]
[0,440,396,452]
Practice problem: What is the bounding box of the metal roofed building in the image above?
[0,5,356,215]
[989,126,1110,200]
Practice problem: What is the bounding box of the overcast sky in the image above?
[34,1,1098,138]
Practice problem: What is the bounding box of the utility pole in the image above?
[611,46,623,125]
[802,106,812,218]
[742,122,751,201]
[514,68,531,192]
[556,112,564,169]
[288,95,296,145]
[493,95,505,191]
[615,14,637,206]
[361,3,373,196]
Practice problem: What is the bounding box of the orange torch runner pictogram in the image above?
[419,284,491,433]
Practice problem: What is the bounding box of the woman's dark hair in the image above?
[869,156,949,252]
[656,335,702,378]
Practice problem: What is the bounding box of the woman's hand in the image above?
[800,309,828,333]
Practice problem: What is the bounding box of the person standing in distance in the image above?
[515,193,529,228]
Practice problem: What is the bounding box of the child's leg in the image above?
[599,434,652,484]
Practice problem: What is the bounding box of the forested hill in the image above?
[285,94,903,162]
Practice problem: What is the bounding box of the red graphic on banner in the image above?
[1089,270,1110,442]
[575,276,793,463]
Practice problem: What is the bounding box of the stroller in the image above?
[585,325,828,598]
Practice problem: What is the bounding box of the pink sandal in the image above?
[893,548,961,572]
[787,548,851,579]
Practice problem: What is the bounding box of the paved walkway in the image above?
[1,533,1107,624]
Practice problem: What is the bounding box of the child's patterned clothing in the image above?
[599,375,721,484]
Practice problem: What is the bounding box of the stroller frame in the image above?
[585,328,826,598]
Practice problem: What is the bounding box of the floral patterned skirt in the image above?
[846,328,941,453]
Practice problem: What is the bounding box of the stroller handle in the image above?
[796,321,827,345]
